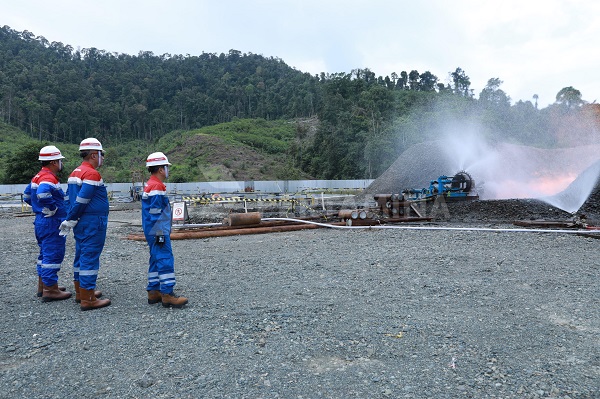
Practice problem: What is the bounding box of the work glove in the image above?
[42,207,57,218]
[59,220,78,236]
[155,235,166,247]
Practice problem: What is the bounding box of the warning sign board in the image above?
[172,201,188,222]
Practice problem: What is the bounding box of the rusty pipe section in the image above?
[338,209,373,220]
[224,212,262,226]
[126,220,346,241]
[127,211,347,241]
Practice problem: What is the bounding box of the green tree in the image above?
[398,71,408,90]
[408,70,420,90]
[478,78,510,107]
[450,67,472,97]
[555,86,583,108]
[418,71,438,92]
[3,142,48,184]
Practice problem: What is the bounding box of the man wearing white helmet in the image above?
[142,152,188,308]
[60,138,110,311]
[23,145,71,301]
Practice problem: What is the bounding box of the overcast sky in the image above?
[4,0,599,108]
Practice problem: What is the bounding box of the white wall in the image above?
[0,180,374,196]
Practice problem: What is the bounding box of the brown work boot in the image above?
[37,277,66,297]
[161,292,188,308]
[79,287,111,311]
[42,283,72,302]
[73,281,102,303]
[147,290,162,304]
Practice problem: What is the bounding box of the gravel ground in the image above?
[0,202,598,399]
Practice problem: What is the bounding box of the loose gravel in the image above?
[1,202,598,399]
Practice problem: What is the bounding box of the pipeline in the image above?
[126,217,599,241]
[173,223,222,229]
[261,218,599,235]
[126,220,346,241]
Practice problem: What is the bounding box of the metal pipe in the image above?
[172,218,328,231]
[173,223,222,229]
[339,210,361,219]
[226,212,262,226]
[126,221,347,241]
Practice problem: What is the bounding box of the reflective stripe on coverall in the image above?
[23,167,68,286]
[66,161,109,290]
[142,175,176,294]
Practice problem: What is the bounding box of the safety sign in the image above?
[172,201,188,222]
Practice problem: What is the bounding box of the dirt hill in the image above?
[159,118,318,182]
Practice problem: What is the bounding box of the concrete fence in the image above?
[0,179,374,196]
[0,179,374,214]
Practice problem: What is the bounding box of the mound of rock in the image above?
[576,160,600,220]
[365,141,452,195]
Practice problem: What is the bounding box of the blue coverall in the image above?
[23,167,68,287]
[141,175,176,294]
[66,161,109,290]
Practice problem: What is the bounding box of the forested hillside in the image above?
[1,25,598,184]
[0,25,320,144]
[0,118,313,184]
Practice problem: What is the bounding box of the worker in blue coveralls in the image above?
[59,138,110,311]
[23,145,71,302]
[142,152,188,308]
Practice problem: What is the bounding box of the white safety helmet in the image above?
[39,145,65,161]
[146,152,172,167]
[79,137,103,151]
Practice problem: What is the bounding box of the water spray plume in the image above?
[440,127,600,212]
[542,160,600,213]
[442,124,492,172]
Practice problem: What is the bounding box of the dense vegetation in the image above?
[0,26,321,143]
[0,118,309,184]
[1,25,598,184]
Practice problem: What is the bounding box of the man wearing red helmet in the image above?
[142,152,188,308]
[23,145,71,301]
[60,138,110,311]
